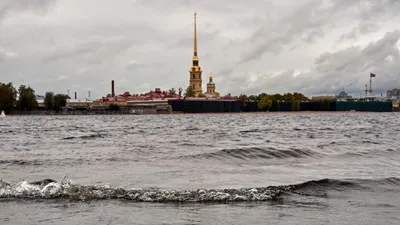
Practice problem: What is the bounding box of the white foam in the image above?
[40,183,62,197]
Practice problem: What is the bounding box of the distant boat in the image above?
[0,110,5,117]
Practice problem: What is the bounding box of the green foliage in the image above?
[270,99,280,112]
[0,82,17,113]
[44,92,54,111]
[44,92,70,111]
[54,94,69,111]
[257,96,272,111]
[292,100,300,111]
[17,85,38,111]
[272,94,283,102]
[258,95,272,111]
[292,92,308,102]
[236,94,248,107]
[198,93,206,97]
[234,92,309,112]
[248,95,258,102]
[184,86,195,98]
[108,104,120,111]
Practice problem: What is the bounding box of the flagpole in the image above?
[369,74,372,95]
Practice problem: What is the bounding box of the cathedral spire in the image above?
[194,11,198,56]
[189,12,202,97]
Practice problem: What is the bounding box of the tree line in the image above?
[234,92,309,111]
[0,82,70,113]
[1,81,318,114]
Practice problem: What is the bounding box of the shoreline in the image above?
[3,110,397,116]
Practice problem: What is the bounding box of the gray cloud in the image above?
[235,0,400,66]
[0,0,56,23]
[0,0,400,99]
[0,48,17,63]
[42,36,135,65]
[339,22,381,42]
[227,30,400,96]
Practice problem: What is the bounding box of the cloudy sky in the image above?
[1,0,400,99]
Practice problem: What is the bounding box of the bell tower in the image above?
[189,12,203,96]
[205,73,220,97]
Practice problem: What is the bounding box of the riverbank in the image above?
[3,110,398,117]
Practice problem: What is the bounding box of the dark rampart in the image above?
[336,101,392,112]
[168,100,241,113]
[170,100,392,113]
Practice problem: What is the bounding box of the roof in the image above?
[67,99,92,103]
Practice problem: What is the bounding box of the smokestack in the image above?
[75,92,77,100]
[68,90,70,97]
[112,80,115,97]
[88,90,91,99]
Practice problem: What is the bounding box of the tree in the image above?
[272,94,283,102]
[237,94,248,107]
[270,99,280,112]
[170,88,176,94]
[258,93,268,102]
[198,93,206,97]
[292,100,300,111]
[54,94,69,111]
[283,93,294,102]
[44,92,54,111]
[248,95,258,102]
[0,82,17,113]
[293,92,308,101]
[178,87,183,96]
[17,85,38,111]
[184,86,195,98]
[258,95,272,111]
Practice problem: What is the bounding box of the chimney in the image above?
[67,89,70,97]
[112,80,115,97]
[75,92,77,100]
[88,90,91,99]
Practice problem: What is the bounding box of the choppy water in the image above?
[1,113,400,224]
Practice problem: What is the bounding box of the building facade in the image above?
[205,75,220,97]
[189,12,203,97]
[387,89,400,98]
[335,88,352,100]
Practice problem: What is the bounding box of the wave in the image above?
[0,160,43,166]
[239,128,271,134]
[0,179,286,202]
[0,157,136,166]
[182,147,321,160]
[2,177,398,203]
[62,133,107,140]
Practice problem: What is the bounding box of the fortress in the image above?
[188,12,219,98]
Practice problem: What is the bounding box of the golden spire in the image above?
[194,11,198,57]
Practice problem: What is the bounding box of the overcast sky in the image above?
[1,0,400,99]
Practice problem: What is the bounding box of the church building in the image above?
[205,74,220,97]
[188,12,219,98]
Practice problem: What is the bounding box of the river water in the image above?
[0,113,399,224]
